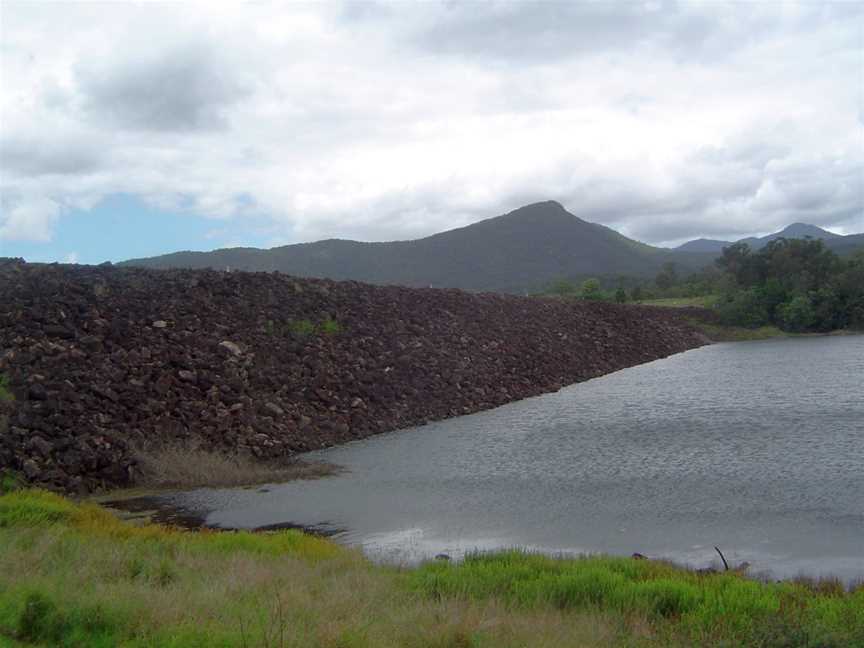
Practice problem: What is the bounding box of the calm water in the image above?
[161,336,864,580]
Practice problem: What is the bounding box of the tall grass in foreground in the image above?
[1,490,862,647]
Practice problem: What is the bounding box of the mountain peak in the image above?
[675,222,855,254]
[508,200,567,215]
[501,200,582,224]
[777,223,839,239]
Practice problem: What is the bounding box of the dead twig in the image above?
[714,546,729,571]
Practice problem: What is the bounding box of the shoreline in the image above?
[101,493,864,588]
[1,489,861,648]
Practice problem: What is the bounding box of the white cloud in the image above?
[0,0,861,249]
[0,196,62,242]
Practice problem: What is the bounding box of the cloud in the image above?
[365,1,839,67]
[0,196,62,242]
[77,44,251,132]
[1,134,105,176]
[0,1,861,253]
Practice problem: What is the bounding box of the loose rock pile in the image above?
[0,259,710,493]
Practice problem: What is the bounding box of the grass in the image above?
[284,318,343,338]
[0,472,21,496]
[132,444,340,490]
[640,295,720,308]
[0,375,12,403]
[687,320,787,342]
[287,318,317,338]
[1,491,862,647]
[633,295,789,342]
[319,317,342,336]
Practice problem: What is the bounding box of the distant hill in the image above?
[123,201,703,293]
[676,223,859,255]
[123,202,862,293]
[675,238,734,253]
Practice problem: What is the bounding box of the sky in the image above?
[1,0,862,265]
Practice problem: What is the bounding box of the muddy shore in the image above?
[0,259,712,493]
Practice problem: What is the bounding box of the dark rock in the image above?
[79,335,103,351]
[28,435,53,456]
[22,459,40,480]
[218,341,243,357]
[44,324,74,339]
[264,402,284,417]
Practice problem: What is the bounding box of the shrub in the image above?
[16,590,118,646]
[287,319,316,338]
[0,470,21,495]
[319,317,342,335]
[0,374,12,402]
[286,317,343,337]
[18,591,66,643]
[717,289,770,328]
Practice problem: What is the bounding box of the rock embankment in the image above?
[0,259,710,493]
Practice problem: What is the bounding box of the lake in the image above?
[151,335,864,581]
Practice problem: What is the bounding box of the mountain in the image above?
[123,201,699,293]
[675,238,734,253]
[122,203,862,293]
[676,223,857,255]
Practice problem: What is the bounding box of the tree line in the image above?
[713,239,864,332]
[540,238,864,333]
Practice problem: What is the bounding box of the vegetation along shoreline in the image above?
[0,489,862,647]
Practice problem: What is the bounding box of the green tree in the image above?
[716,242,758,286]
[547,279,577,296]
[713,238,858,332]
[580,278,602,300]
[827,248,864,329]
[717,288,770,328]
[654,261,678,292]
[777,295,816,332]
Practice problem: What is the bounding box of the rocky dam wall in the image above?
[0,259,712,493]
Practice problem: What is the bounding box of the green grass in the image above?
[319,317,342,336]
[287,318,317,338]
[687,320,787,342]
[1,490,862,647]
[0,375,12,403]
[412,551,864,645]
[285,318,343,338]
[634,296,789,342]
[640,295,720,308]
[0,472,20,496]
